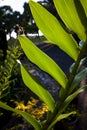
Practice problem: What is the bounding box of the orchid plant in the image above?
[0,0,87,130]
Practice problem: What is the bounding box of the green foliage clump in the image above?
[0,39,22,100]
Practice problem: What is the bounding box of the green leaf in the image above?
[20,64,55,112]
[80,0,87,17]
[59,67,87,98]
[18,36,68,88]
[69,62,75,74]
[69,68,87,94]
[29,0,79,61]
[69,57,87,73]
[55,111,76,121]
[47,111,76,130]
[0,102,42,130]
[59,86,86,114]
[77,57,87,70]
[54,0,87,41]
[53,87,85,129]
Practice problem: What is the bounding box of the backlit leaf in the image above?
[18,36,68,88]
[29,0,79,60]
[54,0,87,42]
[20,64,55,112]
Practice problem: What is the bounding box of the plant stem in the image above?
[44,40,87,130]
[61,39,87,100]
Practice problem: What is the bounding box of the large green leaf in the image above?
[29,0,79,61]
[0,102,42,130]
[20,63,55,112]
[18,36,68,88]
[54,0,87,42]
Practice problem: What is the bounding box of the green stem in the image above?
[44,40,87,130]
[61,40,87,100]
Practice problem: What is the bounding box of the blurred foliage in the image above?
[0,39,22,101]
[0,37,48,129]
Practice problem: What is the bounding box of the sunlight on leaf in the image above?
[54,0,87,41]
[18,36,68,88]
[29,0,79,60]
[20,64,55,112]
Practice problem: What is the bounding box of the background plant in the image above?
[0,0,87,130]
[0,38,26,121]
